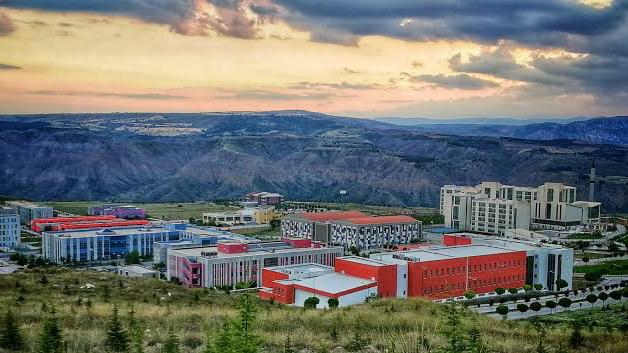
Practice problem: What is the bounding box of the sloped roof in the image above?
[298,211,368,222]
[338,215,418,225]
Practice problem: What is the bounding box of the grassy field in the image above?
[573,259,628,275]
[42,201,238,221]
[1,268,626,353]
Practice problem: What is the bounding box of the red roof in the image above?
[299,211,368,222]
[340,215,418,225]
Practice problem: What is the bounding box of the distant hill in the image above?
[379,116,628,145]
[1,111,627,211]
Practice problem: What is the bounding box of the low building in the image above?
[447,232,574,290]
[6,201,53,224]
[260,233,575,305]
[117,265,159,278]
[282,211,422,250]
[202,210,254,225]
[246,192,284,205]
[259,263,377,308]
[166,238,343,288]
[153,225,254,264]
[0,207,20,248]
[253,207,279,224]
[42,226,180,263]
[88,205,147,219]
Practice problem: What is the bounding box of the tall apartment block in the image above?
[0,207,20,248]
[6,201,54,224]
[440,182,601,234]
[281,211,422,250]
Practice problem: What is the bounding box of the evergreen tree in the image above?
[161,327,180,353]
[569,321,584,348]
[130,325,145,353]
[204,295,261,353]
[534,324,548,353]
[283,335,294,353]
[0,309,24,351]
[105,305,130,352]
[441,305,468,353]
[38,310,64,353]
[468,324,484,353]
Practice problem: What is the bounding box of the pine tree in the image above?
[569,321,584,348]
[468,324,484,353]
[442,305,468,353]
[283,336,294,353]
[0,309,24,351]
[105,305,130,352]
[38,310,64,353]
[203,295,261,353]
[233,294,260,353]
[535,324,548,353]
[161,327,180,353]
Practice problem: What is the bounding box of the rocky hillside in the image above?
[1,111,627,211]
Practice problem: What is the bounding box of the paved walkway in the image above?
[470,278,625,320]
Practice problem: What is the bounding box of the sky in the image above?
[0,0,627,119]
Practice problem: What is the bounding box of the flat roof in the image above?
[374,244,522,263]
[295,211,368,222]
[171,243,341,258]
[118,265,158,274]
[335,215,418,225]
[268,263,333,276]
[293,272,375,294]
[337,256,392,266]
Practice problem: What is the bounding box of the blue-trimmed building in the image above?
[42,223,256,264]
[42,226,180,263]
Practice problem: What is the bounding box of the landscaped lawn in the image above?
[43,201,237,220]
[573,259,628,275]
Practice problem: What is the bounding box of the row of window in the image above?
[422,260,524,278]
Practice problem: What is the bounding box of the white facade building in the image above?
[117,265,159,278]
[6,201,53,224]
[441,182,600,234]
[166,240,344,288]
[0,207,20,248]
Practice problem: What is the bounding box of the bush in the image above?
[464,291,476,300]
[495,288,506,295]
[496,304,509,317]
[516,303,528,315]
[529,302,542,312]
[533,284,544,291]
[507,288,518,294]
[327,298,339,309]
[303,297,319,309]
[609,290,622,300]
[546,300,557,310]
[586,294,598,304]
[558,298,572,308]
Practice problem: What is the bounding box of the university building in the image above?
[166,238,344,288]
[440,181,601,234]
[259,232,574,306]
[281,211,422,250]
[0,207,20,248]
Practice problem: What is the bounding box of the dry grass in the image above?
[1,268,627,353]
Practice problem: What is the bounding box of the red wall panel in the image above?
[334,258,397,298]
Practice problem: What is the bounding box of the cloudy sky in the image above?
[0,0,627,118]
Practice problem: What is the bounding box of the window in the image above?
[545,204,552,219]
[547,189,554,202]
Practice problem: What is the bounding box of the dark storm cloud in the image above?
[271,0,628,50]
[410,74,499,90]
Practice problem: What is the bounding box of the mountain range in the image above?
[1,111,627,212]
